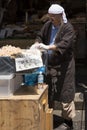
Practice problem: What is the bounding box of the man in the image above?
[31,4,76,129]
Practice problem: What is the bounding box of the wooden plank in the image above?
[0,84,48,100]
[39,91,48,130]
[46,108,53,130]
[0,100,40,130]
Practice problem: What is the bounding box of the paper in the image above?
[15,49,43,72]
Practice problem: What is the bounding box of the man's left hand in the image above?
[39,43,49,50]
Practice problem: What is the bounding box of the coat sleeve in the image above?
[35,21,51,44]
[55,22,76,55]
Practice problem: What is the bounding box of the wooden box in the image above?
[0,85,53,130]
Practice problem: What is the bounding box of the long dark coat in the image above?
[35,20,76,103]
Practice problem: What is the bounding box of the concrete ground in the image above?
[53,61,87,130]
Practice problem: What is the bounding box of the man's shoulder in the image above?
[64,21,74,29]
[44,20,52,26]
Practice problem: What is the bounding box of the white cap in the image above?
[48,4,67,23]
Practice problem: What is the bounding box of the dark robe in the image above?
[35,20,76,103]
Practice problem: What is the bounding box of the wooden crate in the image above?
[0,85,53,130]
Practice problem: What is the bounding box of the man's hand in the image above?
[30,43,57,52]
[38,43,49,50]
[30,43,49,51]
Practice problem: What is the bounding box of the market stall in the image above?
[0,45,53,130]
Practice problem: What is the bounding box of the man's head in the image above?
[48,4,67,26]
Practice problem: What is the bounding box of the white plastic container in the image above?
[0,73,23,97]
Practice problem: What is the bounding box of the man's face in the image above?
[48,13,62,26]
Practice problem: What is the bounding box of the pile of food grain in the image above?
[0,45,22,57]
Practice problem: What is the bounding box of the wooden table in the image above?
[0,84,53,130]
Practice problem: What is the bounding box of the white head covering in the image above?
[48,4,67,23]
